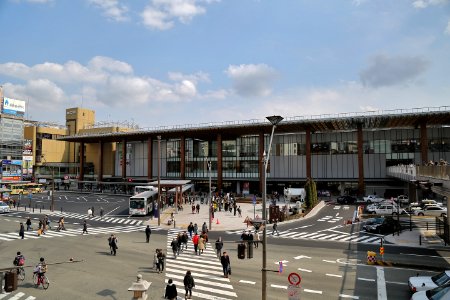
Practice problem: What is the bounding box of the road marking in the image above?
[386,281,408,285]
[326,273,342,278]
[322,259,336,264]
[358,277,375,282]
[294,255,311,260]
[339,294,359,299]
[304,289,322,294]
[271,284,287,289]
[399,253,450,259]
[239,280,256,284]
[376,266,387,300]
[298,268,312,272]
[274,260,289,265]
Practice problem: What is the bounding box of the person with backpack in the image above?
[108,234,118,255]
[26,217,32,231]
[19,222,25,239]
[170,237,178,258]
[13,251,25,267]
[164,278,177,300]
[272,219,279,236]
[215,237,223,258]
[183,270,195,299]
[157,250,165,273]
[145,225,152,243]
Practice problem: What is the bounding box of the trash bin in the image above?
[4,271,18,292]
[238,243,246,259]
[247,242,253,259]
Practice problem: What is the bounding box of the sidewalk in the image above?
[384,228,447,248]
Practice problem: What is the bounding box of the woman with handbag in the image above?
[221,252,231,278]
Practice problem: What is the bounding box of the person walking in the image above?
[26,217,32,231]
[108,234,118,255]
[182,232,189,250]
[91,206,95,217]
[100,207,104,219]
[193,223,198,235]
[187,222,194,239]
[215,237,223,258]
[164,278,178,300]
[157,250,165,273]
[254,230,260,248]
[87,208,92,218]
[82,220,88,234]
[237,206,242,217]
[183,270,195,299]
[198,236,205,255]
[171,237,179,258]
[272,219,279,236]
[145,225,152,243]
[202,222,208,233]
[221,252,231,278]
[192,233,199,255]
[154,249,160,271]
[19,222,25,239]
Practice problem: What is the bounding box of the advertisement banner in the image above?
[2,97,26,116]
[23,139,32,155]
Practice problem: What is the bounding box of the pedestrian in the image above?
[221,251,231,278]
[183,270,195,299]
[91,206,95,217]
[187,222,194,239]
[182,232,189,250]
[154,249,160,271]
[108,234,118,255]
[81,220,88,234]
[233,203,237,216]
[100,207,104,219]
[164,278,178,300]
[19,222,25,239]
[196,203,200,214]
[198,236,205,255]
[191,204,195,214]
[145,225,152,243]
[171,237,178,258]
[192,233,199,255]
[215,237,223,257]
[87,208,92,218]
[254,230,260,248]
[202,222,208,233]
[26,217,32,231]
[193,223,198,235]
[157,250,165,273]
[237,206,242,217]
[272,219,279,236]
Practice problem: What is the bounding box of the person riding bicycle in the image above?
[34,257,47,277]
[13,251,25,267]
[56,217,65,231]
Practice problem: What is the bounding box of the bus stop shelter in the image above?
[147,180,192,213]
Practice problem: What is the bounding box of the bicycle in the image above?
[17,266,25,281]
[33,272,49,289]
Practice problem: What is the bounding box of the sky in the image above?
[0,0,449,129]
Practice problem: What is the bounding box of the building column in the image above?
[122,140,127,179]
[305,128,311,179]
[420,122,428,164]
[147,137,152,181]
[79,142,85,181]
[259,132,265,194]
[357,123,365,196]
[180,136,186,180]
[217,134,222,192]
[98,141,103,182]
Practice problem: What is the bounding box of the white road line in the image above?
[377,266,387,300]
[270,284,287,289]
[339,294,359,299]
[318,234,339,239]
[294,255,311,260]
[304,289,322,294]
[326,273,342,277]
[239,280,256,284]
[358,277,375,282]
[323,259,336,264]
[8,292,26,300]
[360,236,383,243]
[298,268,312,272]
[399,253,450,259]
[386,281,408,285]
[24,296,37,300]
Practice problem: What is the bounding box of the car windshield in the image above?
[366,218,383,225]
[426,285,450,299]
[130,200,145,209]
[432,272,450,286]
[0,202,7,207]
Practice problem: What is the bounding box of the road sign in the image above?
[288,272,301,285]
[64,175,69,180]
[287,284,301,300]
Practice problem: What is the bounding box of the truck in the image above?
[284,188,306,202]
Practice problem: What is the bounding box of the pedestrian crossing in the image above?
[317,215,343,223]
[164,229,238,300]
[0,225,161,242]
[225,229,382,244]
[48,211,144,226]
[0,291,36,300]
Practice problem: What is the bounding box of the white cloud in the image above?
[141,0,217,30]
[88,0,129,22]
[412,0,449,8]
[360,54,429,88]
[446,20,450,35]
[225,64,277,97]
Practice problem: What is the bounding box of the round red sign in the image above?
[288,272,301,285]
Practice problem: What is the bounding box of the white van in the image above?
[284,188,306,202]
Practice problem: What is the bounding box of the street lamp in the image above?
[157,136,161,227]
[208,159,212,231]
[262,115,283,300]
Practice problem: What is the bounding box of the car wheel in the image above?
[418,212,424,216]
[367,200,372,204]
[441,213,447,217]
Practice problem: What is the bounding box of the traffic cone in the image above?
[216,218,220,224]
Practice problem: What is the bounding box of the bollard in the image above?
[419,235,422,245]
[173,220,176,228]
[33,207,35,213]
[40,207,41,213]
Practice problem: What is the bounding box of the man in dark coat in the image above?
[145,225,151,243]
[164,278,177,300]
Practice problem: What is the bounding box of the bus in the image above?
[129,190,158,216]
[134,185,157,195]
[6,183,43,195]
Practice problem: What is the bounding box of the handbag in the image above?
[228,265,231,275]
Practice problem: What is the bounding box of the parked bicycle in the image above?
[17,266,25,281]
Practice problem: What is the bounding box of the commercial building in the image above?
[60,106,450,198]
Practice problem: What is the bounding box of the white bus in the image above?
[134,185,157,195]
[129,190,158,216]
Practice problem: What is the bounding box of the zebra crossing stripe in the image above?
[327,234,350,240]
[302,233,328,239]
[277,231,302,238]
[339,235,359,241]
[0,235,14,241]
[123,220,132,224]
[358,236,383,243]
[170,279,237,298]
[165,273,235,290]
[317,234,339,240]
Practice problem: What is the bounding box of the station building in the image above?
[58,106,450,198]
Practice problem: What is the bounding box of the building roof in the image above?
[58,106,450,143]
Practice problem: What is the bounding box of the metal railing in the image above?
[436,216,449,245]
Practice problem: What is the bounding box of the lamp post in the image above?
[262,115,283,300]
[208,159,212,230]
[157,136,161,227]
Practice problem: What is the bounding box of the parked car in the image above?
[336,195,356,204]
[394,195,409,204]
[409,271,450,293]
[411,283,450,300]
[411,200,443,207]
[414,206,447,217]
[363,217,401,234]
[372,204,407,215]
[0,202,10,214]
[363,195,384,203]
